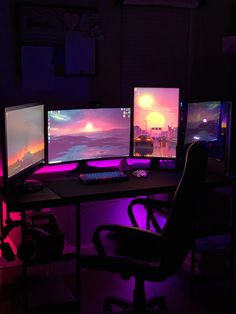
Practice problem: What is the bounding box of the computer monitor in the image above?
[184,100,222,144]
[47,107,131,169]
[184,100,231,160]
[1,102,45,192]
[133,87,180,160]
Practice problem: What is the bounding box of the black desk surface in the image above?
[0,166,233,212]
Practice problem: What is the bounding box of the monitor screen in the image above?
[3,102,45,190]
[183,100,232,161]
[133,87,179,158]
[184,101,221,145]
[47,107,131,164]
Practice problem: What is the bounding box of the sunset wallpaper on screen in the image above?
[6,105,45,178]
[133,87,179,158]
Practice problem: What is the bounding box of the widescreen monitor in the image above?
[47,107,131,165]
[133,87,180,158]
[2,102,45,191]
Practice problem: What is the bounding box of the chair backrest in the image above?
[160,140,208,275]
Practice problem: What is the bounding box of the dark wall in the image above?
[121,5,190,104]
[0,0,235,106]
[121,0,235,104]
[190,0,235,100]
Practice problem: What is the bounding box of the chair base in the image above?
[103,295,167,314]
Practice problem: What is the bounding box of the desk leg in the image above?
[76,202,81,313]
[20,210,29,314]
[231,186,236,298]
[0,202,3,246]
[0,202,5,262]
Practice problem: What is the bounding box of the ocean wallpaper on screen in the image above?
[48,108,131,164]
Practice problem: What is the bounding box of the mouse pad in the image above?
[43,171,180,199]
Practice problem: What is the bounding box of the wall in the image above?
[189,0,236,100]
[121,5,190,103]
[120,0,235,103]
[0,1,234,105]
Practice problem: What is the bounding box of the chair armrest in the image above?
[92,223,161,257]
[127,198,171,232]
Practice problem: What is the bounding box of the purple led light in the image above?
[36,163,78,173]
[88,158,150,168]
[36,158,151,174]
[87,159,121,168]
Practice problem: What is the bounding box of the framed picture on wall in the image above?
[16,4,101,78]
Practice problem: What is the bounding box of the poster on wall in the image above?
[16,4,100,85]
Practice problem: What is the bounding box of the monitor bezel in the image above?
[1,102,46,190]
[46,105,133,167]
[131,86,181,165]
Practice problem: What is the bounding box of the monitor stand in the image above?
[68,160,98,175]
[150,158,160,170]
[68,158,131,175]
[150,158,176,170]
[118,158,131,171]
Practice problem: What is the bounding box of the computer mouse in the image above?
[132,170,149,178]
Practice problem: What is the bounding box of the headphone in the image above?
[2,213,64,262]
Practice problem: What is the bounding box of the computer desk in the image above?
[0,166,235,311]
[0,165,231,211]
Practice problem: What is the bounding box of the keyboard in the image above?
[79,170,128,184]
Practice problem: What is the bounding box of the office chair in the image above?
[80,140,208,313]
[128,144,232,277]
